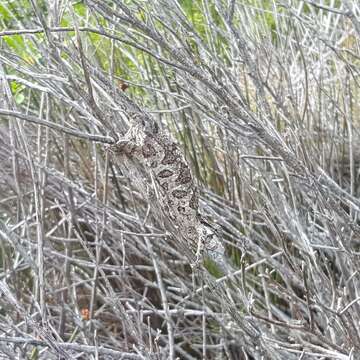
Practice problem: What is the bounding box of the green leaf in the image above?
[15,92,25,105]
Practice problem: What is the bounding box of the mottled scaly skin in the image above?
[109,121,227,269]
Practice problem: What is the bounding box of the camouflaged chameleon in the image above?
[109,119,226,269]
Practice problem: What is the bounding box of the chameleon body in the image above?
[109,119,227,269]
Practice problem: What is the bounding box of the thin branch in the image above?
[0,109,114,143]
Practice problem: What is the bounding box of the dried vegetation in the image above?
[0,0,360,359]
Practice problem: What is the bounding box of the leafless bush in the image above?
[0,0,360,359]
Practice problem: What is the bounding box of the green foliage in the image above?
[29,347,39,360]
[73,1,87,18]
[0,3,12,22]
[180,0,207,38]
[203,256,224,277]
[2,34,25,54]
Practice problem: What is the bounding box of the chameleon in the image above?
[108,116,228,270]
